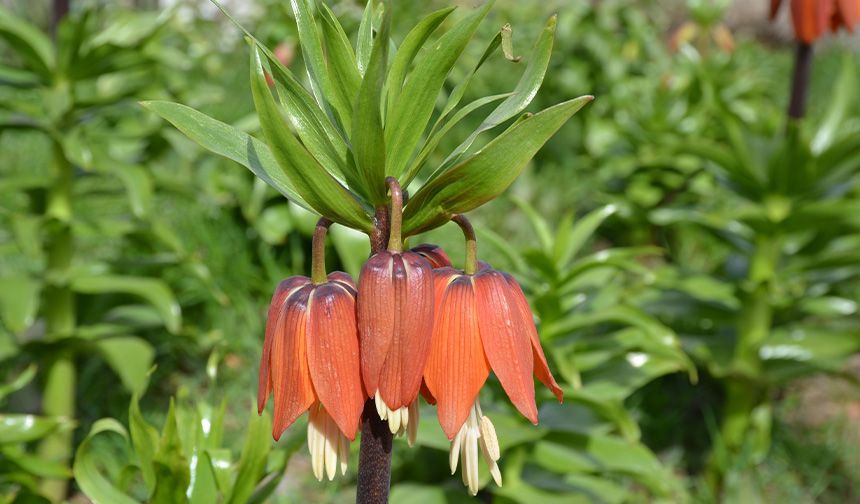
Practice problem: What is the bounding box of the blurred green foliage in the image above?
[0,0,859,503]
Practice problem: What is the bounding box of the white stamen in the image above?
[407,400,419,447]
[373,390,416,438]
[306,404,351,481]
[324,413,338,481]
[447,400,504,495]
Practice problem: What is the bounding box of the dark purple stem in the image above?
[356,205,393,504]
[52,0,70,38]
[788,42,812,120]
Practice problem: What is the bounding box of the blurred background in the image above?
[1,0,859,502]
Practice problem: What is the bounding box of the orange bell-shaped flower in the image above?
[422,215,563,495]
[771,0,860,43]
[357,178,435,440]
[257,220,364,481]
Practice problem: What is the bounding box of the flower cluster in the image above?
[257,179,563,494]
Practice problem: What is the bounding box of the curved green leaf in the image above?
[384,6,456,115]
[290,0,352,129]
[140,101,310,210]
[73,419,139,504]
[225,404,272,504]
[129,396,160,494]
[403,96,593,235]
[250,47,373,231]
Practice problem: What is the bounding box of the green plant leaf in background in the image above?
[96,336,155,396]
[225,403,272,504]
[73,419,139,504]
[71,275,181,334]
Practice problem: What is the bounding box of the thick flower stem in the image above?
[37,142,76,502]
[357,205,394,503]
[788,42,812,120]
[452,214,477,275]
[385,177,403,253]
[311,218,332,285]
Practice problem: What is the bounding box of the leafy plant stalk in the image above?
[710,236,778,490]
[36,142,77,501]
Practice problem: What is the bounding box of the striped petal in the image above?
[258,276,311,414]
[411,243,453,268]
[307,282,364,440]
[474,270,537,424]
[358,252,395,396]
[503,273,563,402]
[376,252,435,409]
[425,275,490,439]
[270,284,316,440]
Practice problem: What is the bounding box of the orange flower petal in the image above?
[328,271,356,291]
[425,276,490,439]
[358,252,395,396]
[503,273,564,402]
[475,270,537,424]
[270,284,316,440]
[258,276,311,414]
[834,0,859,30]
[411,243,453,268]
[792,0,824,42]
[306,282,364,440]
[376,252,435,409]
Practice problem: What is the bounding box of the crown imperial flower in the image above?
[357,179,435,439]
[423,215,563,494]
[771,0,860,43]
[257,220,364,480]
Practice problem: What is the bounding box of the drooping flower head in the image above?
[257,219,364,481]
[771,0,860,43]
[423,215,563,494]
[358,178,435,442]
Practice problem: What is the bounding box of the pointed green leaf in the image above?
[140,101,310,210]
[0,6,54,78]
[152,400,190,504]
[290,0,352,130]
[71,275,181,334]
[351,9,390,204]
[385,1,493,177]
[116,165,153,219]
[206,4,356,193]
[318,3,361,104]
[444,15,557,167]
[402,93,511,186]
[557,204,618,267]
[129,396,160,494]
[73,419,138,504]
[250,47,373,231]
[384,6,456,115]
[97,337,155,396]
[203,448,233,493]
[403,96,593,235]
[356,0,374,76]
